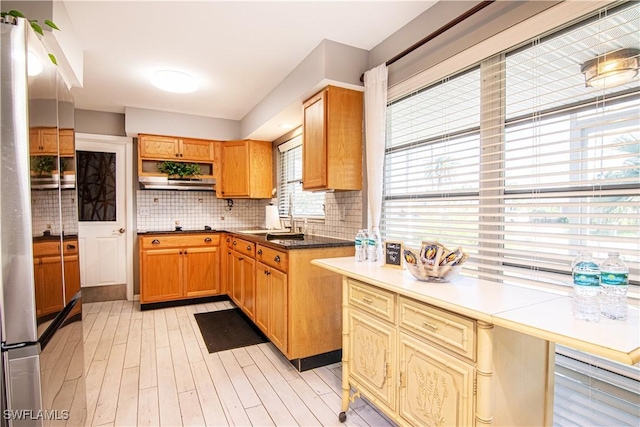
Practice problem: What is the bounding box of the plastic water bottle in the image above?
[600,252,629,321]
[572,252,601,322]
[367,227,381,263]
[355,229,367,262]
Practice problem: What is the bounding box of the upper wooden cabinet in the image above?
[219,139,273,199]
[138,134,215,162]
[58,129,75,156]
[302,85,363,191]
[29,127,59,155]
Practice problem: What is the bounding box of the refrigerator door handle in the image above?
[1,341,39,352]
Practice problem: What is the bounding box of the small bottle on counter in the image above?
[600,252,629,321]
[355,229,367,262]
[367,227,381,263]
[572,252,601,322]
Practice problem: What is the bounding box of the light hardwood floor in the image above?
[80,300,395,427]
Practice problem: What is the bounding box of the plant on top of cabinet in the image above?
[157,161,201,178]
[302,85,363,191]
[31,156,56,176]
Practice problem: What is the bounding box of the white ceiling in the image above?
[63,1,436,139]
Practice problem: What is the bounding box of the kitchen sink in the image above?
[265,231,304,240]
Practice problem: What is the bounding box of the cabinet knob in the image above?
[257,249,263,255]
[246,245,252,251]
[184,250,188,255]
[175,153,179,157]
[267,271,271,276]
[226,238,230,242]
[233,241,237,245]
[204,238,212,243]
[152,239,160,245]
[274,255,281,262]
[238,257,244,261]
[66,244,76,250]
[180,153,183,157]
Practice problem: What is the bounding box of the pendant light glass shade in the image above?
[581,48,639,89]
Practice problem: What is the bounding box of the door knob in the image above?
[118,228,125,234]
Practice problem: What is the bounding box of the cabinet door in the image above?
[302,91,327,190]
[399,332,475,427]
[269,268,288,355]
[348,308,396,412]
[220,141,250,197]
[40,128,59,155]
[139,135,180,160]
[231,251,244,305]
[38,255,65,316]
[184,246,220,297]
[242,256,256,320]
[59,129,75,156]
[181,139,214,161]
[141,248,182,303]
[63,254,81,302]
[226,249,236,303]
[255,263,270,334]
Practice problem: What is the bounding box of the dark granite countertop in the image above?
[33,234,79,243]
[138,228,353,250]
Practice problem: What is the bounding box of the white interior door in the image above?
[76,140,127,288]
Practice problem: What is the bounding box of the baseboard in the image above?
[82,284,127,303]
[289,349,342,372]
[141,295,230,311]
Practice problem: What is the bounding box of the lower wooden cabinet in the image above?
[139,234,221,304]
[256,262,288,355]
[227,237,256,318]
[33,242,65,318]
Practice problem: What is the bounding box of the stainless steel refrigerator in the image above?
[1,16,85,426]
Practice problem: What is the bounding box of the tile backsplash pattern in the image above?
[136,189,362,241]
[31,189,78,237]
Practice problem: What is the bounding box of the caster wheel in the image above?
[338,412,347,423]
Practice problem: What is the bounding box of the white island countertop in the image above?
[312,256,640,365]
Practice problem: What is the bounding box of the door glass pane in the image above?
[77,151,116,221]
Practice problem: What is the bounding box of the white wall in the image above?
[124,107,240,140]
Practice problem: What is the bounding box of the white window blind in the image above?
[278,135,325,218]
[382,2,640,290]
[382,3,640,425]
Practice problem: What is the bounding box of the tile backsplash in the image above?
[136,190,362,240]
[31,189,78,237]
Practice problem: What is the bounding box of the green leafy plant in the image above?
[1,10,59,64]
[157,161,201,178]
[31,156,56,175]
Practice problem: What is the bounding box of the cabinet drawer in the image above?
[255,245,288,272]
[398,296,476,361]
[33,241,60,256]
[348,280,395,323]
[140,234,220,249]
[230,237,255,257]
[63,240,78,255]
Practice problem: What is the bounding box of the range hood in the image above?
[138,175,216,191]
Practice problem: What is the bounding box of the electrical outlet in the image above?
[139,207,150,216]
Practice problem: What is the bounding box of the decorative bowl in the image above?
[403,244,466,282]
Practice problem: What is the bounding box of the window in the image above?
[382,3,639,291]
[277,134,325,218]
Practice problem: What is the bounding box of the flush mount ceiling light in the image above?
[150,70,198,93]
[279,123,294,130]
[581,48,639,90]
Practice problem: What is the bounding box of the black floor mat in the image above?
[194,308,267,353]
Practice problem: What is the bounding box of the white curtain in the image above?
[364,63,388,230]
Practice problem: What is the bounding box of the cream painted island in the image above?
[312,257,640,426]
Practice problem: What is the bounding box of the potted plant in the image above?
[0,10,59,64]
[30,156,56,177]
[157,161,201,180]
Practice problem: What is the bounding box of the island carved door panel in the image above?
[348,308,396,412]
[141,248,182,302]
[399,332,475,427]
